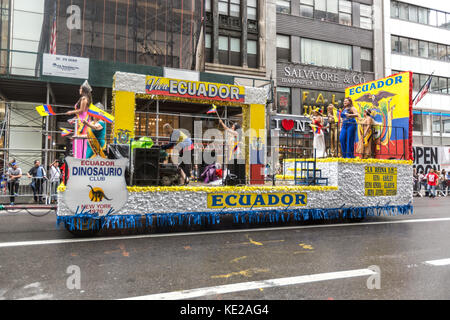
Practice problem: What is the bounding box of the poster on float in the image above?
[63,157,129,216]
[346,72,413,160]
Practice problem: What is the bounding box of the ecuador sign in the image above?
[346,72,413,160]
[145,76,245,104]
[207,192,308,209]
[364,166,398,197]
[63,157,128,216]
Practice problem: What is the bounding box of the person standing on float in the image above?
[339,97,359,158]
[66,80,92,159]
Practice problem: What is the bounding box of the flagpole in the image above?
[412,72,434,104]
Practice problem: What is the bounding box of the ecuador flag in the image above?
[36,105,56,117]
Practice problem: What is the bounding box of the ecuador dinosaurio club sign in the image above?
[63,157,128,216]
[346,71,413,160]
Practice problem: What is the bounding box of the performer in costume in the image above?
[66,80,92,159]
[326,104,339,157]
[356,109,381,159]
[309,108,326,158]
[339,97,359,158]
[80,116,107,159]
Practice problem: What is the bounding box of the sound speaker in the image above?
[228,161,246,185]
[108,144,130,160]
[133,148,160,186]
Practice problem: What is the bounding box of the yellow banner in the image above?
[207,192,308,209]
[145,76,246,103]
[364,166,398,196]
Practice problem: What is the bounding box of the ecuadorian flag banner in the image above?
[36,105,56,117]
[346,71,413,160]
[88,104,114,123]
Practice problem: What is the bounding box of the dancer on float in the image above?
[66,80,92,159]
[339,97,359,158]
[356,108,381,159]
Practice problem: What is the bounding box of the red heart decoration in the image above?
[281,119,295,131]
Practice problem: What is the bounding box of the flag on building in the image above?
[414,75,432,106]
[36,104,56,116]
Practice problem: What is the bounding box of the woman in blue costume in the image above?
[81,117,107,159]
[339,97,360,158]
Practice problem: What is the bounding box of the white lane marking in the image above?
[1,217,450,249]
[120,268,376,300]
[424,258,450,266]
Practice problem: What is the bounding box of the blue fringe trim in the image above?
[57,203,413,231]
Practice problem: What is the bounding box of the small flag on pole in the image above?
[60,128,72,137]
[207,104,217,114]
[36,105,56,117]
[87,104,114,124]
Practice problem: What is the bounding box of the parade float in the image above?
[55,71,414,234]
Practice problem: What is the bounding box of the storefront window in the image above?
[277,87,291,114]
[301,89,344,115]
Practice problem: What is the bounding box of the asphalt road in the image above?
[0,197,449,301]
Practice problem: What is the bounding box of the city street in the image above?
[0,197,449,301]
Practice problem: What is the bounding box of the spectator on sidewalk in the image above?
[426,169,439,198]
[418,170,426,194]
[49,159,61,204]
[27,160,46,204]
[6,162,22,205]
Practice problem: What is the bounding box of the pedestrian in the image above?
[27,160,46,204]
[49,159,61,204]
[426,169,439,198]
[418,170,426,194]
[441,169,447,195]
[6,161,22,205]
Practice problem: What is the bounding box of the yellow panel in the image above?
[113,91,136,141]
[249,104,266,138]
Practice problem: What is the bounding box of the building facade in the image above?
[385,0,450,170]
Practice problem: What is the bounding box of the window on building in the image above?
[432,114,441,137]
[408,5,418,23]
[409,39,418,57]
[413,111,422,134]
[218,36,241,66]
[361,48,373,72]
[418,7,428,24]
[277,87,291,114]
[390,1,398,18]
[247,39,258,68]
[205,0,211,12]
[360,4,372,30]
[391,35,399,53]
[447,14,450,30]
[429,10,437,26]
[422,112,431,136]
[399,37,409,55]
[419,41,428,58]
[276,0,290,14]
[218,0,241,17]
[247,0,258,20]
[419,74,429,88]
[338,0,352,26]
[438,77,448,94]
[301,38,352,69]
[412,73,420,92]
[205,33,212,63]
[438,44,447,61]
[300,0,314,18]
[431,76,439,92]
[398,2,408,20]
[276,34,290,61]
[428,42,438,59]
[437,11,446,28]
[314,0,327,20]
[443,115,450,138]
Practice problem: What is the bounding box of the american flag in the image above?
[414,75,432,106]
[50,4,57,54]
